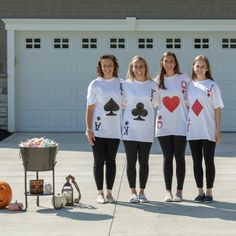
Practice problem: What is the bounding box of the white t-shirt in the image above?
[155,73,190,137]
[87,77,123,139]
[186,79,224,142]
[122,79,158,142]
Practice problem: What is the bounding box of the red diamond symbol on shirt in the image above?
[191,99,203,116]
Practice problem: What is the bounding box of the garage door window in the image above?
[166,38,181,49]
[110,38,125,48]
[138,38,153,49]
[25,38,41,49]
[82,38,97,48]
[222,38,236,49]
[54,38,69,49]
[194,38,209,49]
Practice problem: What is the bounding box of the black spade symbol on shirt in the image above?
[104,98,119,116]
[132,102,148,121]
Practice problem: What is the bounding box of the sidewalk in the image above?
[0,132,236,236]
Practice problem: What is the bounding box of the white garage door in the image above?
[15,31,236,132]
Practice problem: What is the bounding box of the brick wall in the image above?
[0,74,7,129]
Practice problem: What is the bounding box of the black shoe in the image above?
[203,195,213,203]
[194,194,205,202]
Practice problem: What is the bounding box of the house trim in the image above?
[7,30,15,132]
[3,18,236,32]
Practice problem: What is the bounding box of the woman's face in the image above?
[162,55,176,74]
[132,59,146,81]
[101,58,114,79]
[193,60,208,78]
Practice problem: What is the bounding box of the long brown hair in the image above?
[126,55,152,81]
[191,55,213,80]
[157,51,181,89]
[96,54,119,77]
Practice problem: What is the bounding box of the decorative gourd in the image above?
[52,194,66,209]
[44,183,53,194]
[0,180,13,209]
[8,201,24,211]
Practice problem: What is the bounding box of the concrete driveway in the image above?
[0,132,236,236]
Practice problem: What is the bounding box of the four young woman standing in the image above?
[86,53,224,204]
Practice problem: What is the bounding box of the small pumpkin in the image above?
[8,201,23,211]
[0,180,13,209]
[52,194,66,209]
[44,183,53,194]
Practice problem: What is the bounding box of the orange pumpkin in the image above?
[0,180,13,209]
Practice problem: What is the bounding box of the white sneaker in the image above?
[106,194,116,203]
[164,191,173,202]
[97,193,106,204]
[173,193,183,202]
[129,194,139,203]
[139,194,148,203]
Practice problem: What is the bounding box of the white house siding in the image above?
[4,19,236,132]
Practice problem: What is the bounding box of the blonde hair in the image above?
[126,55,152,81]
[191,55,213,80]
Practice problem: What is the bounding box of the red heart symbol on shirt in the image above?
[163,96,180,112]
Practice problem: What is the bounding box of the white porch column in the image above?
[7,30,15,132]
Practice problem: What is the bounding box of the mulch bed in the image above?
[0,129,13,142]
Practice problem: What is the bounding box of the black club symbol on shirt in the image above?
[132,102,148,121]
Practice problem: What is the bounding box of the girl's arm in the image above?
[215,107,222,144]
[85,104,96,146]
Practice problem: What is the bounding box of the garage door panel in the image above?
[78,87,88,104]
[220,85,235,103]
[218,59,235,79]
[77,109,86,131]
[17,85,46,104]
[17,59,46,80]
[49,85,74,104]
[16,110,45,131]
[76,59,97,78]
[50,111,74,130]
[222,110,236,131]
[49,60,74,79]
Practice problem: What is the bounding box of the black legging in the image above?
[158,135,186,191]
[123,140,152,189]
[91,137,120,191]
[189,139,216,189]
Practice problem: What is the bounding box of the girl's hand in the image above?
[215,131,222,144]
[86,129,95,146]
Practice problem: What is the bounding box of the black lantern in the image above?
[61,180,73,206]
